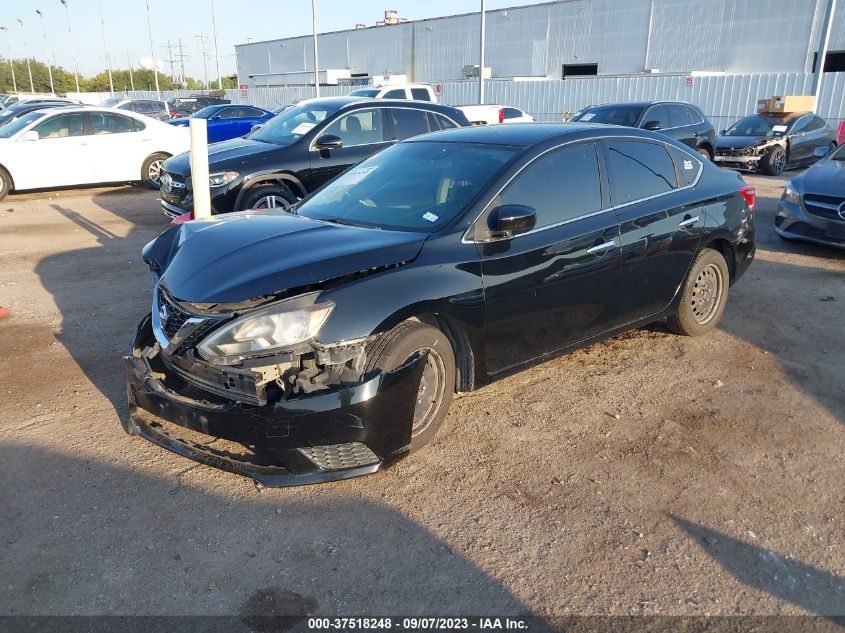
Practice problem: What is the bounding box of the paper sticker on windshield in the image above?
[581,113,596,121]
[341,166,378,185]
[683,159,694,170]
[422,211,439,223]
[292,122,316,135]
[772,125,788,133]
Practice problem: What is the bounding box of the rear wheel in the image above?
[0,167,11,202]
[697,146,713,161]
[240,183,297,211]
[667,248,730,337]
[365,321,455,452]
[761,145,786,176]
[141,153,169,189]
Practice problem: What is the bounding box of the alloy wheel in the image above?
[690,263,724,325]
[253,195,290,210]
[772,150,786,173]
[148,159,164,185]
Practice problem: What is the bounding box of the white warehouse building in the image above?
[235,0,845,89]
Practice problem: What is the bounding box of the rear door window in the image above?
[90,112,143,134]
[411,88,432,101]
[604,140,678,204]
[390,108,430,140]
[667,104,692,127]
[427,112,458,130]
[642,105,671,130]
[685,105,705,124]
[503,107,524,120]
[383,89,407,99]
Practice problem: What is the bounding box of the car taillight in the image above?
[170,111,180,118]
[498,108,504,124]
[739,184,756,214]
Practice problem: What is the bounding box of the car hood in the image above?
[163,138,284,176]
[801,158,845,193]
[715,135,777,150]
[143,210,427,304]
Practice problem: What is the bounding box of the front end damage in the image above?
[123,307,426,487]
[714,138,786,171]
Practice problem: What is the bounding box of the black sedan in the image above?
[568,101,716,160]
[0,100,78,128]
[714,112,837,176]
[126,124,756,486]
[776,142,845,248]
[158,97,469,217]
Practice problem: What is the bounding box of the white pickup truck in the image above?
[454,104,535,125]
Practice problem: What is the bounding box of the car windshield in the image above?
[830,144,845,161]
[101,98,122,107]
[348,89,380,97]
[570,105,645,126]
[296,141,517,233]
[724,115,788,137]
[0,111,46,138]
[249,102,338,145]
[191,106,221,119]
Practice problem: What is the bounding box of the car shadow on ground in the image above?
[0,443,545,626]
[671,515,845,619]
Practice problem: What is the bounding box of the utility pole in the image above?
[164,39,175,84]
[35,10,54,94]
[211,0,222,89]
[311,0,320,97]
[811,0,838,110]
[60,0,80,93]
[16,20,34,93]
[178,38,187,88]
[144,0,160,98]
[0,27,17,93]
[127,52,135,91]
[196,33,210,89]
[98,0,113,96]
[478,0,486,104]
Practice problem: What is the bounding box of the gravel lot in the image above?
[1,173,843,626]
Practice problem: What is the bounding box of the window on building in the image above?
[812,50,845,73]
[562,63,598,79]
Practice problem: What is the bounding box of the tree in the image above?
[0,57,77,93]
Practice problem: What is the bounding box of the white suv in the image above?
[348,84,437,103]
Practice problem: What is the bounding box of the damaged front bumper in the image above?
[123,314,425,486]
[713,154,762,170]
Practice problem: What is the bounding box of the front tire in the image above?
[697,146,713,161]
[141,153,169,189]
[667,248,730,337]
[761,145,786,176]
[365,321,456,452]
[239,183,297,211]
[0,167,11,202]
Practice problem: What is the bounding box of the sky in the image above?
[0,0,548,82]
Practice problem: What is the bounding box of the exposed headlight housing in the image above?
[782,181,800,205]
[197,293,334,365]
[209,171,239,187]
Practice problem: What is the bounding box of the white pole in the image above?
[61,1,80,93]
[0,27,17,93]
[211,0,222,90]
[16,19,34,93]
[190,118,211,220]
[36,10,54,94]
[127,52,135,91]
[479,0,486,104]
[311,0,320,97]
[144,0,160,98]
[98,1,114,96]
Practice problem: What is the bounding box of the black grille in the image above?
[804,193,845,222]
[299,443,379,470]
[158,290,192,339]
[718,146,757,157]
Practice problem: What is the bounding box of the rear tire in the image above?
[667,248,730,337]
[0,167,11,202]
[697,146,713,161]
[365,321,455,453]
[239,183,297,211]
[141,153,169,189]
[761,145,786,176]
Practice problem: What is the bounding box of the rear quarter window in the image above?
[605,140,678,204]
[667,146,702,187]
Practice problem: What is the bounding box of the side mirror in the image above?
[315,134,343,150]
[249,123,265,134]
[719,129,727,135]
[18,130,39,142]
[487,204,536,238]
[813,145,831,158]
[643,120,661,131]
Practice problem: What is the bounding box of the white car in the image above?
[348,83,438,102]
[0,106,190,201]
[454,104,535,125]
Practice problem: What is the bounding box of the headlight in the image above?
[782,181,800,205]
[209,171,239,187]
[197,293,334,365]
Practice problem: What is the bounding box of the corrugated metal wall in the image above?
[236,0,840,86]
[102,71,845,130]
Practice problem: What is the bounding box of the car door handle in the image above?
[678,216,700,228]
[586,239,617,255]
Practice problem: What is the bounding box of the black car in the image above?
[167,95,231,117]
[714,112,837,176]
[569,101,716,160]
[776,142,845,248]
[0,100,78,128]
[101,98,172,122]
[158,97,470,217]
[127,123,756,486]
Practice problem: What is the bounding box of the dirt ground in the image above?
[0,173,843,626]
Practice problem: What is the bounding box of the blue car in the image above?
[168,104,274,143]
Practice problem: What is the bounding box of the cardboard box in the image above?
[757,95,816,113]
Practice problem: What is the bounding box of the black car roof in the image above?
[405,122,656,147]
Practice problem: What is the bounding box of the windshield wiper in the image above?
[322,217,380,230]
